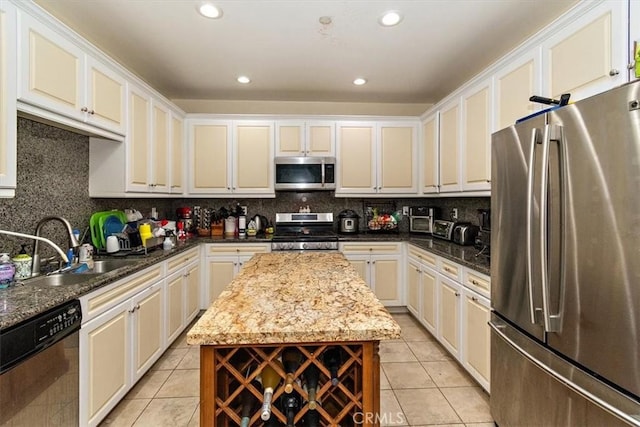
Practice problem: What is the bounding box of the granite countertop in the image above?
[187,252,402,346]
[0,240,200,330]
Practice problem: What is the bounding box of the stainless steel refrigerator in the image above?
[490,80,640,426]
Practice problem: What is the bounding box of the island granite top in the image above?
[187,252,402,346]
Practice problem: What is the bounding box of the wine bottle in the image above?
[240,389,256,427]
[303,407,321,427]
[280,391,299,427]
[303,364,320,410]
[323,347,342,386]
[260,363,282,421]
[282,347,302,393]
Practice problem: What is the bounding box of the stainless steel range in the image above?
[271,213,339,251]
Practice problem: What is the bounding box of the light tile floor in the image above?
[99,313,494,426]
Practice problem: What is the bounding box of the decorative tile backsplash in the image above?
[0,118,489,257]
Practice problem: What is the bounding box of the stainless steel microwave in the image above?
[274,157,336,191]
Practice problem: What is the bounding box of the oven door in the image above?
[410,216,433,233]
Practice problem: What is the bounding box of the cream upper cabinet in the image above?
[187,120,274,196]
[494,50,541,130]
[276,120,335,157]
[336,121,418,196]
[438,98,462,193]
[336,122,376,194]
[170,113,184,194]
[189,120,232,194]
[17,11,125,137]
[233,121,275,194]
[421,113,439,195]
[541,1,628,102]
[150,100,170,193]
[0,2,17,198]
[461,80,492,191]
[127,85,151,192]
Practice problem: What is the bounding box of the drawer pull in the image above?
[471,279,479,285]
[471,296,478,302]
[444,267,454,273]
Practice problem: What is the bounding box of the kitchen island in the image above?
[187,252,401,426]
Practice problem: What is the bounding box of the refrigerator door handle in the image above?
[526,127,541,325]
[540,125,562,333]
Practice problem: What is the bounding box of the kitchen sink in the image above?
[26,273,103,287]
[90,259,140,273]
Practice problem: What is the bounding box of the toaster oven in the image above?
[432,219,455,241]
[409,206,438,234]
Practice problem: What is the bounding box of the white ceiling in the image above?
[34,0,578,106]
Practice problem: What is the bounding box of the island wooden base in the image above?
[199,341,381,427]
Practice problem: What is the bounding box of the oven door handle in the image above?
[321,158,326,187]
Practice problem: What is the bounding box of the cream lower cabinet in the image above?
[406,244,490,391]
[0,1,17,198]
[165,247,201,344]
[204,243,271,306]
[462,288,491,391]
[340,242,403,306]
[79,264,165,427]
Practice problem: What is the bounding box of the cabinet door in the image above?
[344,254,370,283]
[189,121,232,193]
[86,57,125,135]
[336,123,376,194]
[542,1,627,101]
[185,262,200,322]
[166,271,185,344]
[439,99,461,192]
[127,85,151,191]
[18,12,84,120]
[438,276,461,358]
[81,301,130,426]
[207,257,237,305]
[462,81,491,191]
[420,266,438,336]
[407,258,421,316]
[494,50,540,130]
[307,121,335,156]
[378,123,418,193]
[234,121,274,194]
[151,101,170,192]
[276,121,304,156]
[0,2,17,196]
[170,114,184,193]
[463,290,491,392]
[132,283,164,381]
[421,113,439,194]
[370,254,401,305]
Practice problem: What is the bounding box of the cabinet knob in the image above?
[372,260,376,264]
[471,296,478,302]
[609,69,620,76]
[89,110,95,115]
[227,187,231,190]
[471,279,479,285]
[455,292,460,297]
[628,62,636,70]
[81,107,88,113]
[415,268,420,272]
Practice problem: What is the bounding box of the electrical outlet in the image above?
[402,206,409,216]
[241,206,247,215]
[451,208,459,220]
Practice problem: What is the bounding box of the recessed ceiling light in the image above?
[198,3,222,19]
[353,78,367,86]
[237,76,251,84]
[379,10,402,27]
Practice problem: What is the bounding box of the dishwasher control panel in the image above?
[0,299,82,373]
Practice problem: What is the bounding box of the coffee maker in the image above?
[474,209,491,256]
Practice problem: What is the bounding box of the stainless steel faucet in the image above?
[32,216,81,276]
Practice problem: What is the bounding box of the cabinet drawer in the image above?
[407,245,437,268]
[464,269,491,298]
[340,242,401,254]
[439,259,462,281]
[83,264,163,321]
[167,247,199,274]
[206,244,270,256]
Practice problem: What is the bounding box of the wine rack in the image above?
[199,341,380,427]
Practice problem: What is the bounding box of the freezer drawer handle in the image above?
[489,320,640,426]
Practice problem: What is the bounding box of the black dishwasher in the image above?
[0,299,82,425]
